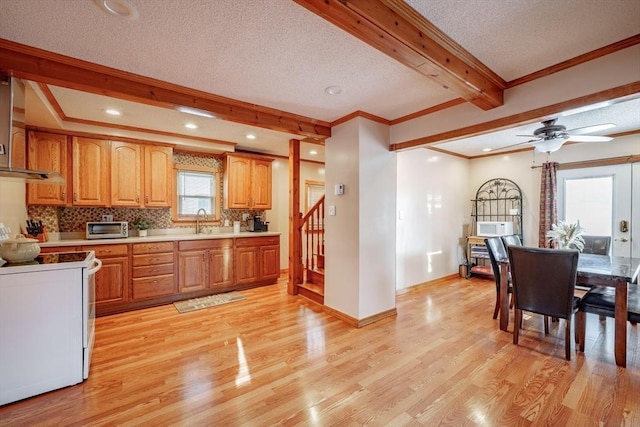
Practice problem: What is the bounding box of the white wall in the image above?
[0,179,27,237]
[393,135,639,290]
[396,149,470,290]
[468,136,640,247]
[324,117,396,319]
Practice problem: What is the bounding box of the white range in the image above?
[0,251,101,405]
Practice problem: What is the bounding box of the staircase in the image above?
[297,195,325,304]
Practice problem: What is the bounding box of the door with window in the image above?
[557,163,638,258]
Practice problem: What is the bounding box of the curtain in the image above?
[538,161,559,248]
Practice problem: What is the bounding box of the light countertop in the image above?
[39,231,281,247]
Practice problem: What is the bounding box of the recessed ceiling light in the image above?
[94,0,139,20]
[185,123,198,129]
[324,86,343,96]
[482,148,492,152]
[105,109,121,116]
[176,106,215,118]
[246,134,256,140]
[309,150,318,155]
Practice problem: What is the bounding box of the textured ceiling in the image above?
[1,0,639,159]
[406,0,640,81]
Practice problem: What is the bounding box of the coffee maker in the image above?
[248,216,268,232]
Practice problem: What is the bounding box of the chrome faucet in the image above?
[196,208,208,234]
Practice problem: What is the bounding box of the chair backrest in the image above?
[501,234,522,247]
[484,237,508,289]
[581,235,611,255]
[507,246,579,319]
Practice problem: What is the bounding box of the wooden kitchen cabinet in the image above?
[111,143,172,207]
[72,137,109,206]
[27,131,69,206]
[208,239,234,290]
[223,154,273,209]
[131,241,176,300]
[178,249,208,293]
[235,236,279,285]
[81,244,129,311]
[144,145,173,207]
[178,238,234,293]
[111,141,141,207]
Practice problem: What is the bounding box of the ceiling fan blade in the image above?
[493,139,539,151]
[566,123,615,135]
[515,134,536,137]
[567,135,613,142]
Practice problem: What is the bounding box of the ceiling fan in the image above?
[504,119,615,153]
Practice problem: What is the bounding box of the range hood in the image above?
[0,75,65,183]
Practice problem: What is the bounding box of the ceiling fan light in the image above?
[534,137,566,154]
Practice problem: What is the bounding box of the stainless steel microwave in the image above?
[86,222,128,239]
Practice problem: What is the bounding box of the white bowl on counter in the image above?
[0,235,41,263]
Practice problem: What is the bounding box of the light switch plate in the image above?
[328,205,336,216]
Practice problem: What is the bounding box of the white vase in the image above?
[138,230,148,237]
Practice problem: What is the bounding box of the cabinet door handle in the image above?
[145,195,149,204]
[73,192,77,201]
[136,195,140,203]
[61,191,66,201]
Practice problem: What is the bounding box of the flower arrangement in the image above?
[546,220,585,251]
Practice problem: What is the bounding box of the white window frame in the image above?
[173,165,220,222]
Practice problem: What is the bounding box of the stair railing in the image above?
[301,195,325,275]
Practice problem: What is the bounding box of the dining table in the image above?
[499,252,640,367]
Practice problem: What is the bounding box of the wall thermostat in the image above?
[334,183,345,196]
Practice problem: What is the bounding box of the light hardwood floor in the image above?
[1,275,639,426]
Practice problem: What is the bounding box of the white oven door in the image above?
[83,256,102,379]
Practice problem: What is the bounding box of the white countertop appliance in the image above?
[0,251,101,405]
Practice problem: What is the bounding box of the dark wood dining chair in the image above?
[484,237,512,319]
[577,284,640,351]
[507,246,581,360]
[501,234,522,247]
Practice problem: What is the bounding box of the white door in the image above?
[557,163,637,258]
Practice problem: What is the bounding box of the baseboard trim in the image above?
[323,305,397,328]
[396,273,460,295]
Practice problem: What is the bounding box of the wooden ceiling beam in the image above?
[294,0,505,110]
[0,39,331,139]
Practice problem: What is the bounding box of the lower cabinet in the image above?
[209,239,234,290]
[81,244,130,309]
[178,239,234,293]
[178,248,208,293]
[40,235,278,316]
[131,241,176,300]
[235,236,280,285]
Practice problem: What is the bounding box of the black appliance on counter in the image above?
[248,216,269,232]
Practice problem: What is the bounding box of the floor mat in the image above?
[173,291,246,313]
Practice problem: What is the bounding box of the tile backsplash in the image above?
[26,151,267,233]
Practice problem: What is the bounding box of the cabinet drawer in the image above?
[179,238,234,251]
[133,252,174,266]
[132,263,174,278]
[82,244,129,257]
[133,241,174,254]
[132,274,175,300]
[235,236,279,247]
